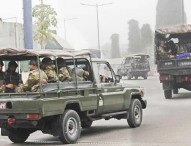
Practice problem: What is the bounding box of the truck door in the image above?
[95,62,124,114]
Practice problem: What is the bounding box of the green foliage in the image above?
[140,24,153,51]
[128,19,141,54]
[156,0,186,28]
[32,3,57,49]
[110,33,120,58]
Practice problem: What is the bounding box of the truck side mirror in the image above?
[115,75,120,83]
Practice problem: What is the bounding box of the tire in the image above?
[173,88,178,94]
[127,75,131,80]
[59,110,81,144]
[127,99,143,128]
[81,119,93,129]
[8,129,29,143]
[143,74,148,79]
[164,90,172,99]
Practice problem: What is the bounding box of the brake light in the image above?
[8,117,16,126]
[183,76,191,82]
[160,76,168,81]
[27,114,40,120]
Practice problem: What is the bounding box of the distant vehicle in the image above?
[117,54,150,80]
[155,25,191,99]
[0,48,146,144]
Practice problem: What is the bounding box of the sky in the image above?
[0,0,190,49]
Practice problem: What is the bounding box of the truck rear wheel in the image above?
[127,99,142,128]
[8,129,29,143]
[173,88,178,94]
[164,90,172,99]
[59,110,81,144]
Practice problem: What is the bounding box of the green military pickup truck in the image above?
[0,48,147,144]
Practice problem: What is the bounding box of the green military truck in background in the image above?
[155,25,191,99]
[0,48,147,144]
[117,54,150,80]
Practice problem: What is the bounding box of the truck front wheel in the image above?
[164,90,172,99]
[59,110,81,144]
[127,99,143,128]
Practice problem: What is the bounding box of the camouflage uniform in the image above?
[58,67,72,82]
[71,68,89,81]
[4,71,21,93]
[20,69,48,92]
[158,46,170,60]
[42,64,58,83]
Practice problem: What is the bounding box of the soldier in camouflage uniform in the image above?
[56,57,71,82]
[71,67,89,81]
[18,60,48,92]
[4,61,22,93]
[0,61,5,93]
[41,57,58,83]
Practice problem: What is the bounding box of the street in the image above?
[1,76,191,146]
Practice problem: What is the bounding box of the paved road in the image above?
[1,76,191,146]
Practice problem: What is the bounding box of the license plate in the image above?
[0,103,6,109]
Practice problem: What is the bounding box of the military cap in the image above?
[42,57,52,65]
[8,61,18,67]
[29,59,38,66]
[56,57,66,66]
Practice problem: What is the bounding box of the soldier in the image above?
[41,57,58,83]
[18,60,48,92]
[0,61,5,93]
[101,65,110,82]
[4,61,22,93]
[71,67,89,81]
[56,57,72,82]
[158,40,170,60]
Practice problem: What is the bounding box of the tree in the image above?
[110,33,120,58]
[156,0,186,28]
[140,24,153,52]
[32,2,57,49]
[128,19,141,54]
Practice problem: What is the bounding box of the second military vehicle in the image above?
[117,54,150,80]
[155,25,191,99]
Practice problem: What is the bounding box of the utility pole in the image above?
[23,0,33,49]
[182,0,185,24]
[64,18,77,40]
[81,3,112,57]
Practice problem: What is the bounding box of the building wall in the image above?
[0,20,40,49]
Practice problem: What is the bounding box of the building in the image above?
[0,19,74,50]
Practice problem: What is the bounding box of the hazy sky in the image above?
[0,0,190,49]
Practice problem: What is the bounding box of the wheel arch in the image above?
[131,93,146,109]
[65,102,82,114]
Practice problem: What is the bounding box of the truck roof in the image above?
[155,25,191,35]
[0,48,91,60]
